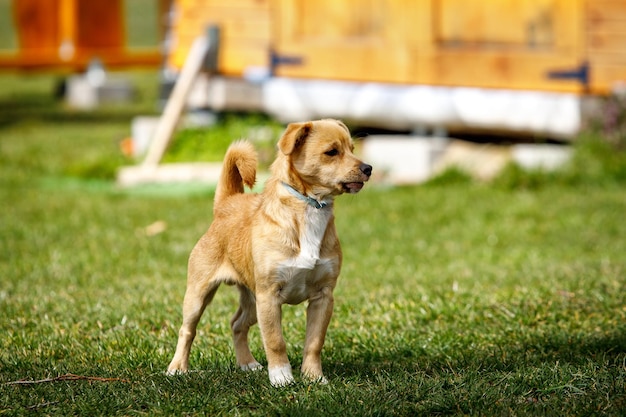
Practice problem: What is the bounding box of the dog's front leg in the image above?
[301,286,334,383]
[256,291,294,386]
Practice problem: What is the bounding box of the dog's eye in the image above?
[324,149,339,157]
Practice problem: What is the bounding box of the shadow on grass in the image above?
[322,328,626,414]
[0,80,157,130]
[330,328,626,378]
[0,99,149,129]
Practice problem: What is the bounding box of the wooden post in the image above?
[58,0,76,61]
[142,27,218,167]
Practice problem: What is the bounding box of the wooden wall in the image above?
[167,0,272,74]
[586,0,626,93]
[167,0,626,95]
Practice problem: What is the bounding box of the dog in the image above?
[167,119,372,386]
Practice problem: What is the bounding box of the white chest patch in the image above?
[276,206,337,304]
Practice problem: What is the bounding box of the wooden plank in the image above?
[588,51,626,65]
[586,19,626,34]
[586,0,626,23]
[208,16,271,41]
[437,0,557,46]
[585,0,626,91]
[144,35,211,166]
[204,1,271,15]
[13,0,61,51]
[553,0,584,52]
[589,64,626,93]
[274,0,417,82]
[413,51,584,92]
[275,42,413,84]
[218,42,270,74]
[206,0,270,10]
[291,0,386,40]
[118,162,223,186]
[171,18,270,45]
[76,0,124,49]
[0,50,161,70]
[588,31,626,55]
[276,43,585,92]
[167,0,271,72]
[58,0,76,60]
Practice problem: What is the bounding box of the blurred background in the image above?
[1,0,626,184]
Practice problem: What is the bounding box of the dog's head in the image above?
[275,119,372,197]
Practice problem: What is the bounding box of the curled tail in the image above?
[214,140,257,209]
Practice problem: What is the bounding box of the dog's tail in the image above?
[214,140,257,209]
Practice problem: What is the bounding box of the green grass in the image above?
[1,72,626,416]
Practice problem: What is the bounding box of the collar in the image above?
[281,182,331,209]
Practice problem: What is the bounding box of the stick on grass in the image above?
[4,374,130,385]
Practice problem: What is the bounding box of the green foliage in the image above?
[492,133,626,190]
[1,72,626,415]
[63,153,128,180]
[492,162,559,190]
[589,92,626,151]
[164,113,283,169]
[423,166,473,187]
[493,93,626,190]
[569,131,626,184]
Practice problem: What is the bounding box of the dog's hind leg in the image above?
[167,273,221,374]
[231,284,262,371]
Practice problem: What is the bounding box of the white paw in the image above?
[240,361,263,371]
[268,364,295,387]
[165,368,185,376]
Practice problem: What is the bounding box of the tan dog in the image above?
[167,119,372,386]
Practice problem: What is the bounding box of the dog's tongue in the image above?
[344,182,364,193]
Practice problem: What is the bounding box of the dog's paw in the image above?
[268,364,295,387]
[309,375,329,385]
[165,368,186,376]
[302,372,328,385]
[240,361,263,371]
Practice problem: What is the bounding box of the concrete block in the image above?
[512,144,572,170]
[66,76,98,109]
[66,75,135,109]
[362,135,447,184]
[433,140,512,180]
[131,116,160,158]
[117,163,223,187]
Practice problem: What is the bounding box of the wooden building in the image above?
[167,0,626,95]
[0,0,167,71]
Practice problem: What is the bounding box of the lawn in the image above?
[1,72,625,416]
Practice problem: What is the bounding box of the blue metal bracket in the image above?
[547,61,589,92]
[270,48,304,75]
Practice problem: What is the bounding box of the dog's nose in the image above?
[360,163,373,177]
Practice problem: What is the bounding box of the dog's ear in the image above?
[334,119,350,135]
[278,122,313,155]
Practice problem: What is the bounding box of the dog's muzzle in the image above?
[342,163,372,193]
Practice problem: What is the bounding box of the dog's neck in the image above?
[281,182,333,210]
